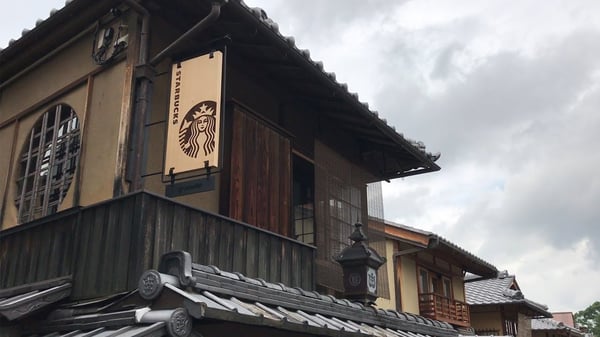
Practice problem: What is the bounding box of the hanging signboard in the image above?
[164,51,223,176]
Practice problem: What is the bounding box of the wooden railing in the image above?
[0,191,315,299]
[419,292,470,327]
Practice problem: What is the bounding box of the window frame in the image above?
[14,104,81,224]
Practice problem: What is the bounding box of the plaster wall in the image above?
[471,311,504,334]
[400,255,419,314]
[0,20,132,228]
[376,240,398,310]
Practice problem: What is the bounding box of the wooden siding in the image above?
[229,106,291,236]
[0,191,315,299]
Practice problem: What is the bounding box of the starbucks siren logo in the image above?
[179,101,217,158]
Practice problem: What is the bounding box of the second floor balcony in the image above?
[419,292,471,327]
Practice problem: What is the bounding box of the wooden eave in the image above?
[383,223,497,278]
[167,0,441,181]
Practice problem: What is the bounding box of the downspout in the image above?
[126,0,226,191]
[124,0,150,192]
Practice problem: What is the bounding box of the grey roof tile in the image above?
[532,318,585,337]
[464,274,551,317]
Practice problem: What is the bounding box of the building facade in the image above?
[0,0,444,335]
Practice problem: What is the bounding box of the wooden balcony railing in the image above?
[0,191,315,300]
[418,292,471,327]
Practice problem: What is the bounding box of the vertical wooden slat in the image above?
[218,220,233,271]
[245,229,258,278]
[232,222,246,273]
[243,117,258,226]
[255,123,269,230]
[170,207,188,251]
[0,191,316,298]
[291,244,300,287]
[269,235,281,283]
[206,216,219,266]
[268,132,280,233]
[113,197,133,292]
[257,231,270,280]
[187,211,204,263]
[279,137,291,237]
[229,107,245,221]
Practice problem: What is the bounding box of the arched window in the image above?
[15,104,81,223]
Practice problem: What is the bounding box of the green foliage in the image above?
[575,301,600,337]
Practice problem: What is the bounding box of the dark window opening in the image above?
[293,154,314,245]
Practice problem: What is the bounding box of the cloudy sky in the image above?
[2,0,599,313]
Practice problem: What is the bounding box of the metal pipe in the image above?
[149,1,225,67]
[123,0,150,64]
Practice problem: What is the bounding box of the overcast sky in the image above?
[2,0,599,314]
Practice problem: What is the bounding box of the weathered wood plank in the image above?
[232,222,246,273]
[218,220,234,271]
[245,228,258,279]
[257,231,270,280]
[256,122,269,230]
[268,133,280,233]
[229,107,245,221]
[244,116,258,226]
[279,136,291,237]
[0,191,316,299]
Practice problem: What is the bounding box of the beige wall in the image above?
[453,275,466,302]
[0,14,134,228]
[471,311,504,334]
[376,240,397,310]
[400,255,420,314]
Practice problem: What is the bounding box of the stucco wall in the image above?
[0,15,132,228]
[376,240,397,310]
[400,255,419,314]
[471,311,504,334]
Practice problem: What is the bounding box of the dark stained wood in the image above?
[279,136,291,237]
[0,191,315,299]
[229,105,292,237]
[228,105,245,221]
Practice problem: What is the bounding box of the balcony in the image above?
[419,292,471,327]
[0,191,315,300]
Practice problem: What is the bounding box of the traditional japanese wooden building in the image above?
[0,0,442,335]
[369,218,498,330]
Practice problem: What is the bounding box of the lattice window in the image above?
[15,104,81,223]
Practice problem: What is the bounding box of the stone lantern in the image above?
[335,223,386,305]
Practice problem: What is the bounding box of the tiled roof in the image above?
[234,0,440,166]
[0,276,71,321]
[23,251,458,337]
[464,273,551,318]
[532,318,584,337]
[0,0,441,171]
[383,219,497,277]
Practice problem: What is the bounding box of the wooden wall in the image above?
[229,105,291,236]
[0,191,315,299]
